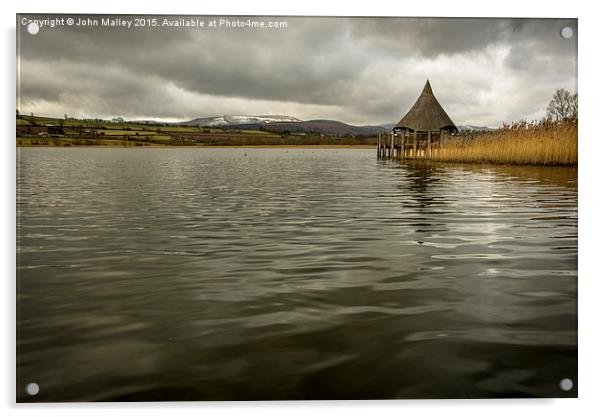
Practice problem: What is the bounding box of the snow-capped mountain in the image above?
[181,115,303,127]
[136,115,496,136]
[457,125,497,132]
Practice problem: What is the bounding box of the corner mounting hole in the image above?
[559,378,573,391]
[26,382,39,396]
[560,26,573,39]
[27,22,40,35]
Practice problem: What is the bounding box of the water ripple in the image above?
[16,148,577,401]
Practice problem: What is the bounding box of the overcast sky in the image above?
[17,16,577,127]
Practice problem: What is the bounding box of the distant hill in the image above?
[178,115,388,136]
[378,123,496,132]
[133,114,496,136]
[457,125,497,132]
[180,115,302,127]
[378,123,397,131]
[229,119,387,136]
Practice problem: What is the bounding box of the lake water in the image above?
[16,148,577,401]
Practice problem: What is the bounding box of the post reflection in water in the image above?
[17,148,577,401]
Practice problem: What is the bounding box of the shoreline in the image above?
[17,144,376,149]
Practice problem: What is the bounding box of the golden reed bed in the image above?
[432,119,577,166]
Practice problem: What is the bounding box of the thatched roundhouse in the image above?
[377,80,457,159]
[393,80,457,134]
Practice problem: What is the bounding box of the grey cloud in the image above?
[17,15,577,126]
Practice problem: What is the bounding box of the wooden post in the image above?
[400,131,404,159]
[384,132,388,158]
[413,130,418,159]
[377,133,380,157]
[400,130,405,159]
[385,133,388,158]
[390,133,394,159]
[427,130,432,159]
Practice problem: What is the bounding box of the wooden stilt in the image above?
[400,133,405,159]
[413,130,418,159]
[427,130,432,159]
[400,130,405,159]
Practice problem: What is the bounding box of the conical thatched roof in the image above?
[394,80,457,132]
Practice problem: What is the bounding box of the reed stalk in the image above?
[432,119,577,165]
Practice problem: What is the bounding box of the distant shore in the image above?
[17,142,375,149]
[16,115,378,148]
[16,115,577,166]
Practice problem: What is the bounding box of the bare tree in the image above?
[546,88,578,121]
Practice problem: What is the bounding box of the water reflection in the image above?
[17,148,577,401]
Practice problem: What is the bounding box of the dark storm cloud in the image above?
[17,15,577,126]
[348,18,513,57]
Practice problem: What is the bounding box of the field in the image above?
[16,115,376,147]
[433,119,577,166]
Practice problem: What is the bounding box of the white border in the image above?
[3,1,601,416]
